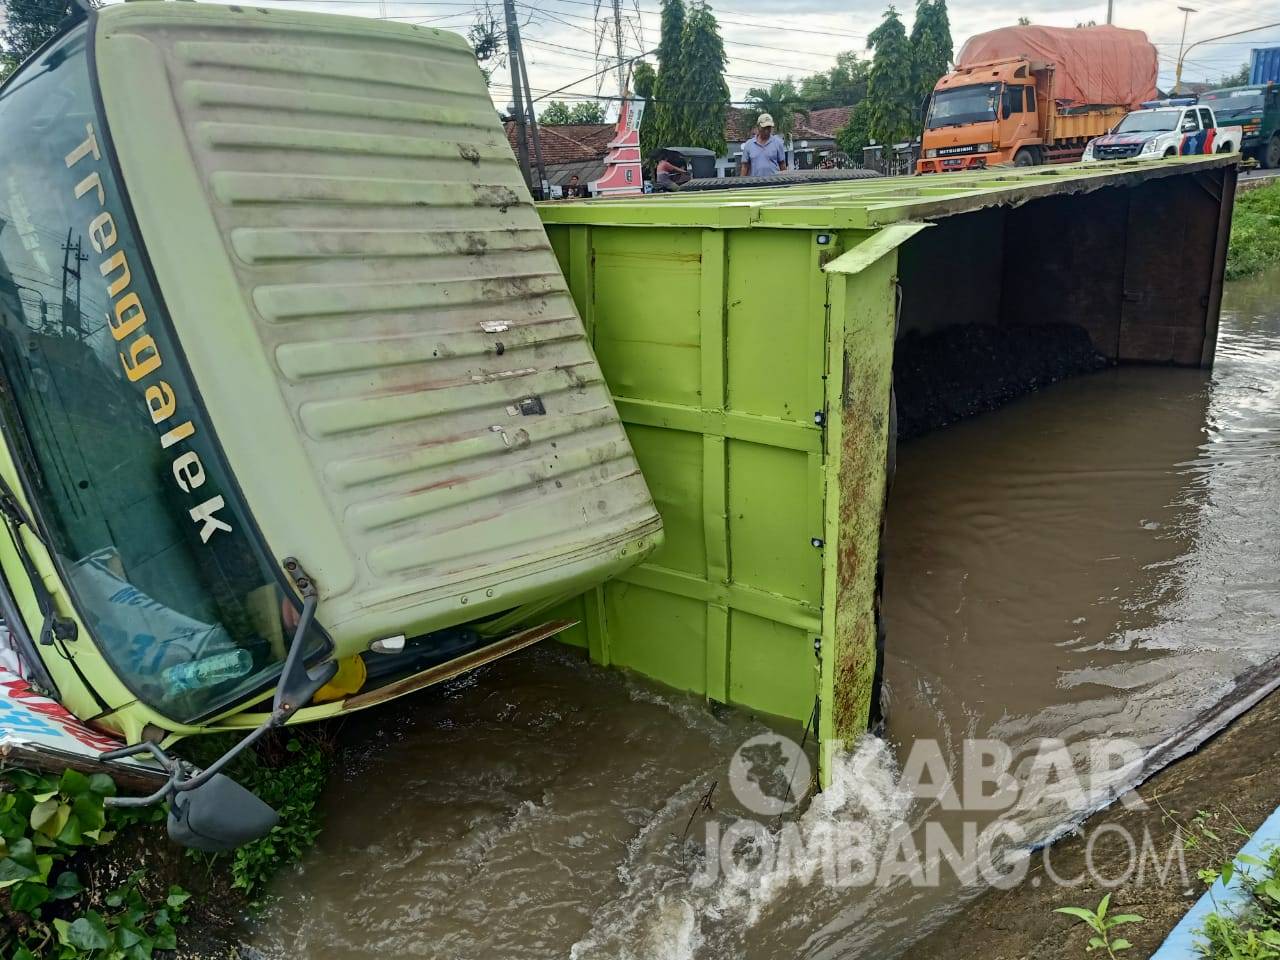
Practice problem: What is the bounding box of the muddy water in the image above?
[250,268,1280,959]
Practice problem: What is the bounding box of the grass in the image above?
[1227,181,1280,281]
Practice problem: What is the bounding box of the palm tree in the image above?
[744,80,810,141]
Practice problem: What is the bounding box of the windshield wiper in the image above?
[0,471,77,648]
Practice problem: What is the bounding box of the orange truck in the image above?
[917,25,1158,174]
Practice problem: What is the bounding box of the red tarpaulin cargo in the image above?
[957,25,1158,110]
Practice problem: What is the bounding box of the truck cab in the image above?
[0,4,661,762]
[918,58,1043,173]
[1199,84,1280,168]
[1082,100,1242,162]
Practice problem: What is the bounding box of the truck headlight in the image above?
[925,149,938,158]
[975,143,993,153]
[1140,138,1160,155]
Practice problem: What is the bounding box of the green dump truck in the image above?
[1200,83,1280,168]
[0,0,1240,848]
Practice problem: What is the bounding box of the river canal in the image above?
[249,265,1280,959]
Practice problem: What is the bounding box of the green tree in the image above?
[1217,62,1250,87]
[0,0,74,75]
[835,100,873,160]
[568,101,606,123]
[909,0,952,109]
[539,100,573,124]
[865,6,915,147]
[673,2,729,152]
[649,0,687,151]
[798,52,870,109]
[633,59,661,163]
[745,80,809,140]
[1017,16,1031,25]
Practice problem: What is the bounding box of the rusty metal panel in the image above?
[95,4,660,647]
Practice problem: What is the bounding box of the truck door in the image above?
[1178,109,1203,155]
[1198,107,1217,153]
[1001,84,1035,149]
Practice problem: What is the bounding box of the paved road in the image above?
[1241,166,1280,182]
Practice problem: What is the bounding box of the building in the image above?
[502,121,615,195]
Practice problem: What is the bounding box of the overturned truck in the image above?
[0,0,1236,835]
[540,157,1237,780]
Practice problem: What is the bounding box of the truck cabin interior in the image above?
[891,163,1235,440]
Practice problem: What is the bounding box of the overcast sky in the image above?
[110,0,1280,113]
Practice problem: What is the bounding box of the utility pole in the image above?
[1105,0,1113,25]
[1174,7,1196,93]
[60,229,87,337]
[612,0,626,97]
[503,0,546,198]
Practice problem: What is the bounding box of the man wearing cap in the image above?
[739,112,788,177]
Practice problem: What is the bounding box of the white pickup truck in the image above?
[1081,100,1242,162]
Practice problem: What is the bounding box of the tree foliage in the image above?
[797,51,870,109]
[744,80,809,139]
[1217,62,1250,87]
[909,0,952,107]
[632,60,659,162]
[539,100,607,124]
[865,7,915,146]
[674,2,729,152]
[835,100,873,159]
[648,0,687,152]
[0,0,75,74]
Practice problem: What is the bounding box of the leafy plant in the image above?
[1194,845,1280,960]
[179,732,332,902]
[1055,893,1145,958]
[1,767,186,959]
[1,768,117,920]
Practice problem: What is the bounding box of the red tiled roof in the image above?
[798,106,853,137]
[503,121,615,165]
[727,105,856,143]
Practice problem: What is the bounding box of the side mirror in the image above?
[167,773,279,852]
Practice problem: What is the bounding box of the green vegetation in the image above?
[1,0,73,82]
[0,766,186,959]
[179,730,333,902]
[1054,893,1146,957]
[832,0,951,159]
[538,101,607,125]
[797,52,870,111]
[908,0,953,107]
[1165,805,1280,959]
[1228,183,1280,281]
[744,81,810,141]
[864,8,915,148]
[2,729,333,957]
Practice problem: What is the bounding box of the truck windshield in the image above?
[1200,89,1264,115]
[0,23,321,723]
[926,83,1000,129]
[1113,111,1180,133]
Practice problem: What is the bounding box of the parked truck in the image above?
[1199,83,1280,168]
[917,24,1158,174]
